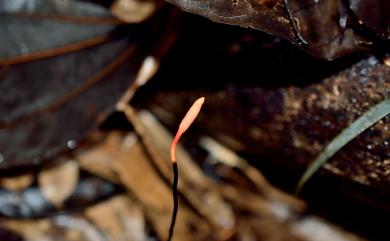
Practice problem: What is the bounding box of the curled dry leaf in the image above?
[0,218,52,241]
[111,0,157,23]
[0,173,33,192]
[1,215,106,241]
[77,129,211,241]
[110,133,211,241]
[77,132,121,184]
[85,195,148,241]
[200,136,305,211]
[38,160,79,207]
[290,216,365,241]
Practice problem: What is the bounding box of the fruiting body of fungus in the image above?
[170,97,205,163]
[167,97,205,241]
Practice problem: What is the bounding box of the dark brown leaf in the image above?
[166,0,388,59]
[0,37,141,172]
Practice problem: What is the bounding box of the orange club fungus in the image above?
[167,97,205,241]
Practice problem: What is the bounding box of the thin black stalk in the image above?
[167,162,178,241]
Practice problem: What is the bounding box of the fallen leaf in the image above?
[85,195,148,241]
[111,0,156,23]
[0,173,33,192]
[38,160,79,207]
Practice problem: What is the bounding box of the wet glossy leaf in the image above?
[0,0,180,173]
[0,0,110,16]
[0,0,119,60]
[0,37,140,172]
